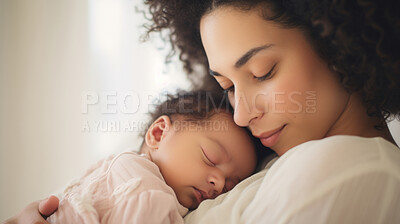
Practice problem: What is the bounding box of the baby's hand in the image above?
[2,196,59,224]
[39,195,59,217]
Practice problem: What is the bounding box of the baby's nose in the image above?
[207,172,225,197]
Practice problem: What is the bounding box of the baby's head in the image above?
[141,90,257,210]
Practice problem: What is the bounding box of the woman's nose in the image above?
[233,88,262,127]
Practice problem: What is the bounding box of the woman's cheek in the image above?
[277,67,318,115]
[261,79,303,115]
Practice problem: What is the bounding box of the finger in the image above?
[2,201,48,224]
[38,195,59,217]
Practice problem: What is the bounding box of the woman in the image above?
[6,0,400,223]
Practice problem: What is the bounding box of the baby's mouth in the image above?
[193,187,210,205]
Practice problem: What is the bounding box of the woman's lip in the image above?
[256,125,286,147]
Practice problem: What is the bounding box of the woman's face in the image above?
[200,6,350,155]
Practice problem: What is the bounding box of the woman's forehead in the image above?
[200,7,283,71]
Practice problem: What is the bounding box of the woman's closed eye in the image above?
[255,63,277,81]
[222,63,277,95]
[223,85,235,94]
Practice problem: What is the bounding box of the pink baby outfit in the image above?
[47,152,188,224]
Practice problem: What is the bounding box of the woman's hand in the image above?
[2,195,59,224]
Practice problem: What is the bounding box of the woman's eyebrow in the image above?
[209,44,274,77]
[235,44,274,68]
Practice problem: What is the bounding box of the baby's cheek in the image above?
[225,179,236,191]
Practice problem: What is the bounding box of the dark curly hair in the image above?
[143,0,400,122]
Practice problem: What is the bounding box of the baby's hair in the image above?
[140,90,275,170]
[141,90,232,138]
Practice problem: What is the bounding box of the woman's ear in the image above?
[145,115,172,149]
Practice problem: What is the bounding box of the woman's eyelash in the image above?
[223,85,235,94]
[256,64,277,81]
[222,64,277,94]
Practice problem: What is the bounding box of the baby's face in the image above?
[151,113,257,210]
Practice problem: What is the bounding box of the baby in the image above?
[46,90,257,223]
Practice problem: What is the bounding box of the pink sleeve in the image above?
[102,190,184,224]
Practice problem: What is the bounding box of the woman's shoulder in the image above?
[242,136,400,223]
[281,135,400,167]
[291,135,398,151]
[267,135,400,201]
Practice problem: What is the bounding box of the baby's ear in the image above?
[145,115,172,149]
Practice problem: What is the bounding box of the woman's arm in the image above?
[2,196,59,224]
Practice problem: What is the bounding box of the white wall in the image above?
[0,0,190,220]
[0,0,399,221]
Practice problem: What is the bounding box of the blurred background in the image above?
[0,0,193,220]
[0,0,399,221]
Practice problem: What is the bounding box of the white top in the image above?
[184,135,400,224]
